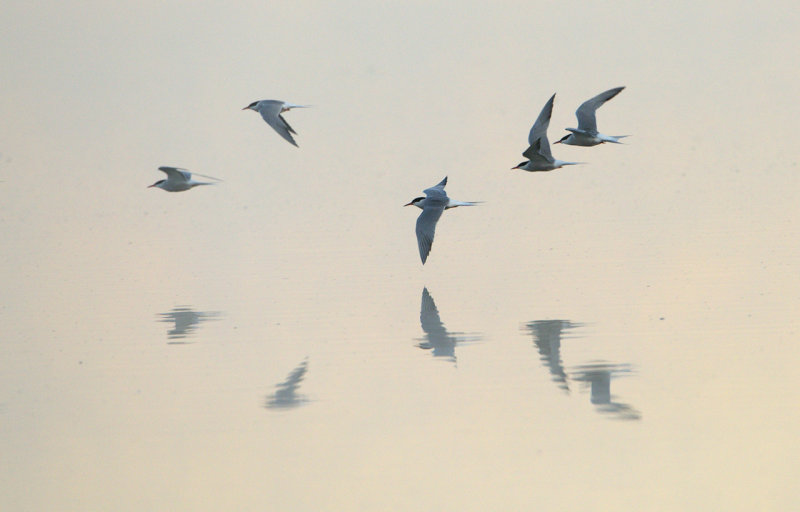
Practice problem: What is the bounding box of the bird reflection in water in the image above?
[417,287,482,365]
[571,362,641,420]
[157,306,221,344]
[524,320,583,393]
[524,319,641,420]
[265,359,309,410]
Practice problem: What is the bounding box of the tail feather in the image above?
[446,200,483,209]
[605,135,630,144]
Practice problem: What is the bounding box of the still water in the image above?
[2,1,799,510]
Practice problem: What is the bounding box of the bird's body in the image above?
[405,177,478,265]
[513,94,580,172]
[555,86,627,146]
[243,99,308,147]
[148,166,220,192]
[405,197,481,210]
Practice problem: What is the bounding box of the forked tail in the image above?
[605,135,630,144]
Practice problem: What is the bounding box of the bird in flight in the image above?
[512,93,580,172]
[243,99,309,147]
[405,177,479,264]
[148,166,221,192]
[554,86,627,146]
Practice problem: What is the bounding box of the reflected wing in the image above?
[575,86,624,133]
[266,359,309,409]
[420,287,447,337]
[528,93,555,146]
[527,320,569,392]
[158,166,191,182]
[258,101,299,147]
[172,309,200,334]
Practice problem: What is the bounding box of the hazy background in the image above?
[2,1,798,510]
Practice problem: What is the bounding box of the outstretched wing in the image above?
[415,187,447,264]
[158,166,191,182]
[257,101,299,147]
[528,93,556,146]
[575,86,625,133]
[429,176,447,191]
[415,206,444,264]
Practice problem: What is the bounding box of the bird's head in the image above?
[404,197,425,208]
[554,134,569,144]
[148,179,165,189]
[242,101,260,111]
[511,161,528,170]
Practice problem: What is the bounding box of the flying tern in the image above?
[404,178,481,210]
[555,86,627,146]
[243,99,309,147]
[148,166,221,192]
[512,94,580,172]
[405,177,478,264]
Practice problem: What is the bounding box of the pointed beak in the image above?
[147,184,156,188]
[403,201,413,207]
[511,165,520,170]
[553,139,562,144]
[242,105,251,111]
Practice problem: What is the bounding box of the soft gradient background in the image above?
[2,1,798,510]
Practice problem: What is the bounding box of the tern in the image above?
[512,94,580,172]
[555,86,627,146]
[148,166,220,192]
[243,99,309,147]
[405,177,478,264]
[404,178,481,210]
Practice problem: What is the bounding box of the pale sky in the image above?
[2,1,799,510]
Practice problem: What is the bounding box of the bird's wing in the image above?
[430,176,448,190]
[279,114,297,135]
[528,93,556,146]
[158,166,191,182]
[422,184,449,201]
[415,191,447,264]
[575,86,624,133]
[522,137,553,163]
[258,102,299,147]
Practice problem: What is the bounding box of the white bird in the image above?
[243,99,309,147]
[512,94,580,172]
[404,179,481,211]
[555,86,627,146]
[405,177,478,264]
[148,166,220,192]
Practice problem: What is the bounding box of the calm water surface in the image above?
[2,1,799,510]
